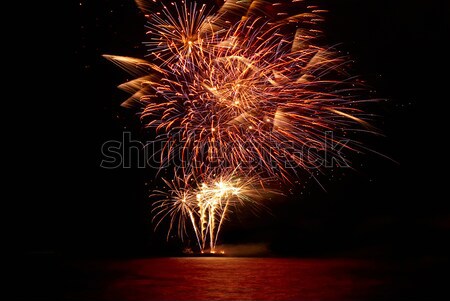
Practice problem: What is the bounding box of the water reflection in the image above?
[64,258,387,300]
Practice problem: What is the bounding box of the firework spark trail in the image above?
[152,170,268,251]
[105,0,376,252]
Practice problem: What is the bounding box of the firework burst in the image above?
[105,0,376,252]
[152,169,271,251]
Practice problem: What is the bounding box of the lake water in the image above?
[60,257,411,301]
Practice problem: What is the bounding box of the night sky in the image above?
[18,0,449,261]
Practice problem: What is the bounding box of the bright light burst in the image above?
[152,170,269,251]
[143,1,222,69]
[105,0,376,252]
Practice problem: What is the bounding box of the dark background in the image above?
[13,0,449,300]
[16,0,449,290]
[22,0,449,257]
